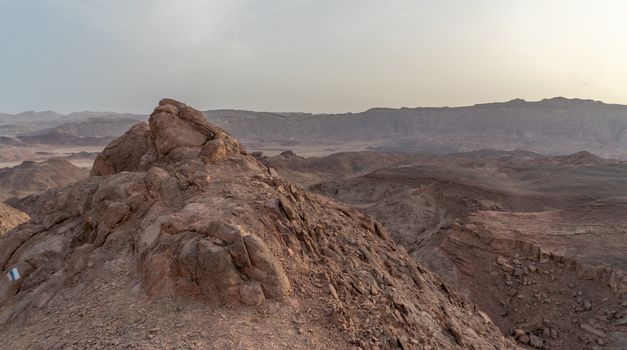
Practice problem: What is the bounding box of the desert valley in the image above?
[5,0,627,348]
[0,98,624,349]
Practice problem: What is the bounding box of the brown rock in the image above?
[278,196,298,221]
[239,282,265,306]
[580,323,608,338]
[447,323,465,346]
[615,317,627,326]
[0,203,29,235]
[91,123,156,176]
[529,334,543,348]
[496,255,509,266]
[200,138,228,162]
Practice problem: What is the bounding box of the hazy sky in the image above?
[1,0,627,114]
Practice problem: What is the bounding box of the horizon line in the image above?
[1,96,621,117]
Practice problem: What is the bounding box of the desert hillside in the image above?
[0,100,515,349]
[0,203,29,235]
[0,158,89,201]
[266,149,627,349]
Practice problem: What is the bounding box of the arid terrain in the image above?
[0,158,88,201]
[264,149,627,349]
[0,203,29,235]
[0,99,626,349]
[0,100,517,349]
[4,0,627,348]
[4,98,627,166]
[204,98,627,159]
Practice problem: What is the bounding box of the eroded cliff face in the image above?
[0,99,516,349]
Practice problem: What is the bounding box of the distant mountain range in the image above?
[0,110,145,123]
[203,97,627,158]
[3,97,627,158]
[0,113,146,144]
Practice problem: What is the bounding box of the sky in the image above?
[1,0,627,114]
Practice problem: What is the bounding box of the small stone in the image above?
[551,329,558,338]
[519,334,530,344]
[580,323,607,338]
[477,310,492,323]
[529,334,543,348]
[268,167,279,178]
[514,329,526,338]
[584,300,592,311]
[447,323,465,346]
[497,255,509,266]
[328,284,340,301]
[239,282,266,306]
[615,317,627,326]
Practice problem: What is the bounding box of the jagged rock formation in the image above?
[0,99,516,349]
[0,203,29,235]
[0,158,89,201]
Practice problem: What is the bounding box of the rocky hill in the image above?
[0,146,37,163]
[18,116,145,139]
[0,99,516,349]
[0,158,89,200]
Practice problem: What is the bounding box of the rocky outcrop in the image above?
[91,99,245,176]
[0,203,29,235]
[0,99,516,349]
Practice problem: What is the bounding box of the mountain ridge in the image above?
[3,96,623,119]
